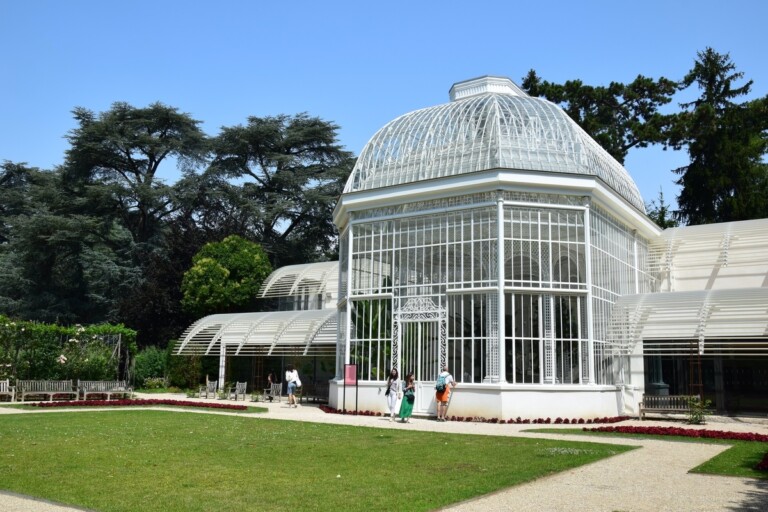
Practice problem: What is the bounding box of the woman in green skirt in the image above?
[399,372,415,423]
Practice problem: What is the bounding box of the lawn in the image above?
[530,428,768,480]
[0,410,633,512]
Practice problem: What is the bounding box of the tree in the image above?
[181,235,272,316]
[208,113,355,267]
[522,70,677,163]
[645,189,679,229]
[668,48,768,225]
[62,102,209,247]
[0,162,138,324]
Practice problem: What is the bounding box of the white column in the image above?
[218,343,226,388]
[345,225,354,365]
[583,204,595,385]
[497,197,506,383]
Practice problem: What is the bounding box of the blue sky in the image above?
[2,0,766,209]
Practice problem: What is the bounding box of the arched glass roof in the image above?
[345,76,646,213]
[258,261,338,299]
[175,309,337,356]
[608,288,768,355]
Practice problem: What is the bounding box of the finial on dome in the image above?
[449,76,528,102]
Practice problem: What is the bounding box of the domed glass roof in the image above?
[344,76,645,212]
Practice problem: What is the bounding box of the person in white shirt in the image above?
[384,368,401,421]
[285,364,301,408]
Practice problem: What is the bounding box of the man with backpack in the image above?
[435,366,456,421]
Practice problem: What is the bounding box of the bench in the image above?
[639,394,699,419]
[299,382,329,404]
[0,379,15,402]
[17,380,78,402]
[78,380,133,400]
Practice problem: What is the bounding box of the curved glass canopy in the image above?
[175,309,337,356]
[258,261,338,299]
[345,76,645,213]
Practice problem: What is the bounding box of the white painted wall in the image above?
[328,380,630,420]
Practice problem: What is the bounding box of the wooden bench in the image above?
[17,380,78,402]
[639,394,699,419]
[78,380,133,400]
[0,379,15,402]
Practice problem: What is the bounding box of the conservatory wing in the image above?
[608,288,768,356]
[175,309,337,357]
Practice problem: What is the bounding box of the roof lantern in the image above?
[449,75,527,101]
[344,76,646,213]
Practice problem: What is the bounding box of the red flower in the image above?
[34,399,247,411]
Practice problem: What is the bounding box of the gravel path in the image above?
[2,394,767,511]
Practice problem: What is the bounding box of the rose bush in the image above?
[318,405,629,424]
[584,425,768,443]
[34,399,247,410]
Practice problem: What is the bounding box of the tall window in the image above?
[349,298,392,381]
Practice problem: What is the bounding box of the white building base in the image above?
[328,380,639,420]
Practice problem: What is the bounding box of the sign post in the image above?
[343,364,358,414]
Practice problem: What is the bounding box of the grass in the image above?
[528,428,768,480]
[0,411,633,512]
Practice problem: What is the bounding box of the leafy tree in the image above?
[62,102,209,247]
[181,235,272,316]
[0,163,138,324]
[645,189,679,229]
[208,113,354,266]
[522,70,677,163]
[667,48,768,225]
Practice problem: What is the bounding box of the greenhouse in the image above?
[330,76,660,418]
[176,76,768,419]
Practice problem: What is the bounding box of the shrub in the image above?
[0,315,136,381]
[165,341,203,388]
[142,377,168,389]
[687,397,713,425]
[133,346,166,386]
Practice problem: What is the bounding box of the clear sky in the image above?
[2,0,766,209]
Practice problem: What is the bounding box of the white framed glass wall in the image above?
[338,193,651,386]
[589,206,654,384]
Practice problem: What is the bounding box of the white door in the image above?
[399,320,440,414]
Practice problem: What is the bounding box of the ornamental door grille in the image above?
[394,297,446,414]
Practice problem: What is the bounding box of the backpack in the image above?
[435,374,447,392]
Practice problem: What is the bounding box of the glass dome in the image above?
[345,76,645,213]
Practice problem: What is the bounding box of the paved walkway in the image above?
[2,394,768,511]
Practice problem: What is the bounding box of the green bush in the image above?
[165,341,203,389]
[142,377,168,389]
[0,314,136,381]
[687,397,713,425]
[133,346,167,386]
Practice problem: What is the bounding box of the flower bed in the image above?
[318,405,629,424]
[34,399,247,411]
[756,452,768,471]
[584,425,768,443]
[585,425,768,472]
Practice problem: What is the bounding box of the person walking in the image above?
[384,368,401,421]
[435,365,456,421]
[285,364,301,408]
[266,371,277,401]
[399,371,416,423]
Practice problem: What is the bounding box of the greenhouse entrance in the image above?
[395,298,446,414]
[399,320,440,414]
